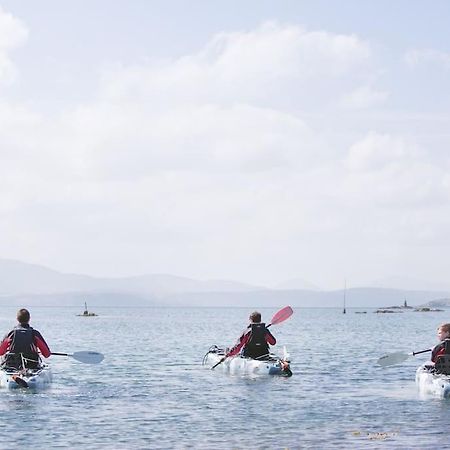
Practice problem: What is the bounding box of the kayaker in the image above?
[431,323,450,364]
[226,311,276,359]
[0,308,51,369]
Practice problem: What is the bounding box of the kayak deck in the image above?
[0,364,52,390]
[203,345,292,377]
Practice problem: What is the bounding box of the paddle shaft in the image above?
[211,357,226,370]
[412,348,432,356]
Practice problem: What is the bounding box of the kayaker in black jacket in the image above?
[226,311,276,359]
[0,308,51,369]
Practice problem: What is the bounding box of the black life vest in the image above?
[243,323,269,359]
[9,324,35,353]
[3,324,39,369]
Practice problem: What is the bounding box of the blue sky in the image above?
[1,1,450,290]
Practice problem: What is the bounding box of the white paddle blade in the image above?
[377,351,410,367]
[71,351,104,364]
[282,346,290,360]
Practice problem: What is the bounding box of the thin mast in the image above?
[343,279,346,314]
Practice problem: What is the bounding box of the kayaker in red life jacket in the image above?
[431,323,450,363]
[226,311,276,360]
[0,308,51,369]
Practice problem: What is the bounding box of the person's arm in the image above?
[265,329,276,345]
[226,332,250,357]
[33,330,51,358]
[0,336,10,356]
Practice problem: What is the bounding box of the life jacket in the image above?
[434,339,450,375]
[433,339,450,358]
[243,323,269,359]
[4,324,39,369]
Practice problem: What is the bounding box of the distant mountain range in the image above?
[1,258,450,308]
[370,275,450,292]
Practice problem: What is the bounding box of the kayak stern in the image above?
[203,345,292,377]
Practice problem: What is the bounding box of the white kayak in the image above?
[0,364,52,390]
[416,364,450,399]
[203,345,292,377]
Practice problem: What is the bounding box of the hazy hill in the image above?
[0,292,156,307]
[1,258,450,308]
[0,259,99,294]
[273,278,320,290]
[165,287,450,308]
[371,275,450,292]
[0,258,263,300]
[419,298,450,308]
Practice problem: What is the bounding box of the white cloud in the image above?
[0,6,27,84]
[340,85,388,109]
[59,103,318,180]
[345,132,416,171]
[99,22,373,111]
[343,132,450,207]
[404,48,450,71]
[0,16,449,288]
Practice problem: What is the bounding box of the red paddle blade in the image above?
[270,306,293,326]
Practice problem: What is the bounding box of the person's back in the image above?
[243,322,271,359]
[227,311,276,360]
[0,308,51,370]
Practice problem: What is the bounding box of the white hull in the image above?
[203,346,292,377]
[416,364,450,399]
[0,364,52,390]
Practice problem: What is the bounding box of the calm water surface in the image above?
[0,305,449,449]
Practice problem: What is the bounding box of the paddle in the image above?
[377,348,431,367]
[12,375,29,388]
[51,351,104,364]
[211,305,294,370]
[267,305,294,328]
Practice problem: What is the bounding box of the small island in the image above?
[414,298,450,311]
[374,300,412,313]
[374,298,447,313]
[77,302,98,317]
[414,307,444,312]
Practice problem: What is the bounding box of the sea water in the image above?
[0,305,449,449]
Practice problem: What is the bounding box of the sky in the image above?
[0,1,450,290]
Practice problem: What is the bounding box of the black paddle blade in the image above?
[12,375,29,388]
